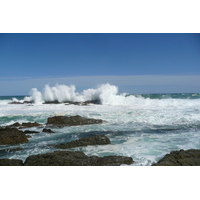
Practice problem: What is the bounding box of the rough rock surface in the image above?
[24,130,40,134]
[0,159,23,166]
[24,150,134,166]
[7,122,42,129]
[54,135,110,149]
[43,128,55,133]
[47,115,103,127]
[152,149,200,166]
[0,128,29,145]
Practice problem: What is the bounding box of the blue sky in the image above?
[0,33,200,95]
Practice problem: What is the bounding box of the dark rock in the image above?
[7,122,42,129]
[0,159,23,166]
[43,101,61,104]
[42,128,54,133]
[152,149,200,166]
[54,135,110,149]
[65,100,101,106]
[47,115,103,127]
[20,122,42,128]
[0,128,29,145]
[24,150,134,166]
[8,101,33,104]
[9,122,21,127]
[24,130,40,134]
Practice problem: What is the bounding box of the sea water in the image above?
[1,83,200,166]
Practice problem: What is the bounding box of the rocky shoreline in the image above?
[0,115,134,166]
[1,114,200,166]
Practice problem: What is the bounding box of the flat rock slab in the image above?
[152,149,200,166]
[54,135,111,149]
[0,128,29,145]
[24,150,134,166]
[47,115,103,127]
[0,159,23,166]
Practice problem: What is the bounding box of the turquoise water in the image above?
[1,86,200,165]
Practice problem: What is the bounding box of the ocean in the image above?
[1,83,200,166]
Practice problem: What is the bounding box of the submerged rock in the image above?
[24,150,134,166]
[0,159,23,166]
[24,130,40,134]
[42,128,55,133]
[0,128,29,145]
[47,115,103,127]
[54,135,110,149]
[152,149,200,166]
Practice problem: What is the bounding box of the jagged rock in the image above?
[0,159,23,166]
[152,149,200,166]
[54,135,110,149]
[24,150,134,166]
[8,101,33,104]
[24,130,40,134]
[65,100,101,106]
[7,122,42,129]
[47,115,103,127]
[42,128,54,133]
[0,128,29,145]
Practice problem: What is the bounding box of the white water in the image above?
[1,83,200,165]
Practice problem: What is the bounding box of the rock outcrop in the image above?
[0,159,23,166]
[42,128,54,133]
[0,128,29,145]
[152,149,200,166]
[24,150,134,166]
[7,122,42,129]
[47,115,103,127]
[54,135,110,149]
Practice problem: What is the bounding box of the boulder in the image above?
[0,128,29,145]
[54,135,110,149]
[42,128,54,133]
[0,159,23,166]
[152,149,200,166]
[47,115,103,127]
[24,150,134,166]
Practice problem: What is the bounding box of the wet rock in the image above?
[24,130,40,134]
[8,122,42,129]
[24,150,134,166]
[0,128,29,145]
[42,128,54,133]
[54,135,110,149]
[0,159,23,166]
[65,100,101,106]
[8,101,33,104]
[47,115,103,127]
[152,149,200,166]
[43,100,61,104]
[20,122,42,128]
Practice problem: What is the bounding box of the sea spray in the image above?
[22,83,120,104]
[1,84,200,165]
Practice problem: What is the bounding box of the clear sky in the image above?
[0,33,200,95]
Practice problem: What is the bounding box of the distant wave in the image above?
[9,83,200,109]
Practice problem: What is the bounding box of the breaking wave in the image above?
[21,83,122,104]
